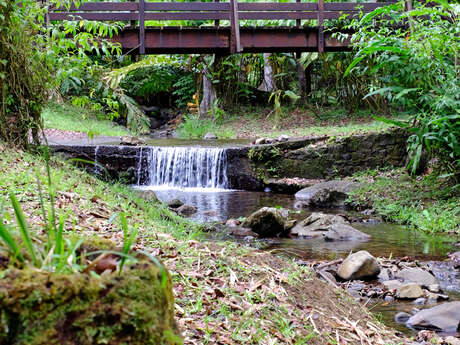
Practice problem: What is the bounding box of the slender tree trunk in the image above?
[199,66,217,118]
[259,53,276,92]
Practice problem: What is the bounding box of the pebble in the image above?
[413,297,426,305]
[427,284,440,293]
[394,312,411,323]
[384,295,394,303]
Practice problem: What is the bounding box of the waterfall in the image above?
[94,145,101,175]
[145,146,229,189]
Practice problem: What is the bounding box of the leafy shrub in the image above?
[345,0,459,174]
[176,113,233,139]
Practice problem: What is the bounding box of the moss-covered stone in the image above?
[246,128,409,181]
[0,261,181,345]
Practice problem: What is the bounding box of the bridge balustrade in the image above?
[48,1,398,54]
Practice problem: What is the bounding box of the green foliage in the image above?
[0,154,83,272]
[0,0,48,148]
[42,102,132,136]
[349,168,460,234]
[345,0,460,174]
[268,89,299,129]
[176,113,234,139]
[0,0,122,147]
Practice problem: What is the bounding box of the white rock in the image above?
[396,283,424,299]
[337,250,380,280]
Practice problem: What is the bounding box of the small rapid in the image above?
[140,146,229,190]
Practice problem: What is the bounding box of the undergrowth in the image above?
[348,168,460,234]
[176,113,234,139]
[42,102,132,137]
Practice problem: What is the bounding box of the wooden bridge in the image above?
[49,1,396,55]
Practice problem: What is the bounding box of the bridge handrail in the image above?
[48,1,398,54]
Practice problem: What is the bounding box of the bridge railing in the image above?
[49,1,397,54]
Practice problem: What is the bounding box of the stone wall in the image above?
[51,145,151,185]
[247,128,408,181]
[50,128,408,191]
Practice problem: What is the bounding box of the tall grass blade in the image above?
[119,212,137,273]
[9,193,39,267]
[43,150,57,235]
[35,171,53,249]
[56,214,64,261]
[0,220,24,262]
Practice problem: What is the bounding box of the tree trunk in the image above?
[199,67,217,118]
[259,53,276,92]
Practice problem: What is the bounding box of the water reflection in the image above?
[136,187,455,261]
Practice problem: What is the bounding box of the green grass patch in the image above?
[348,168,460,234]
[217,105,394,139]
[42,102,132,137]
[176,113,234,139]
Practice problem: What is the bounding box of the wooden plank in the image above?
[296,0,301,27]
[139,0,145,54]
[49,11,349,22]
[55,2,138,11]
[49,12,138,21]
[318,0,324,53]
[238,12,318,20]
[145,2,229,11]
[215,0,220,27]
[230,0,241,53]
[144,12,228,20]
[324,2,397,11]
[238,3,317,11]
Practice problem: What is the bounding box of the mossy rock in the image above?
[0,261,181,345]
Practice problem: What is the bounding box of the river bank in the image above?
[0,144,405,344]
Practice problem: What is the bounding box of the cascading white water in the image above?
[146,146,229,189]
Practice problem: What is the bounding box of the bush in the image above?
[345,0,459,174]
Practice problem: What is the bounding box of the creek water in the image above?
[134,141,459,336]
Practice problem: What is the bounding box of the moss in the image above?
[0,261,181,345]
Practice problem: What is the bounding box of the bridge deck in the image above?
[117,26,350,54]
[48,1,397,54]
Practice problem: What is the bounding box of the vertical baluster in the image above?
[215,0,220,27]
[296,0,301,28]
[317,0,324,53]
[229,0,241,53]
[139,0,145,54]
[130,0,136,28]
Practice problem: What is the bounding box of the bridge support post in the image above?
[229,0,241,54]
[139,0,145,54]
[317,0,324,53]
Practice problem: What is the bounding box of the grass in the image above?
[176,113,235,139]
[0,142,403,345]
[214,105,395,139]
[348,168,460,234]
[42,102,132,137]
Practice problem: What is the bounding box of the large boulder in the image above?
[242,207,290,237]
[324,223,371,241]
[295,180,359,208]
[290,212,347,237]
[406,302,460,332]
[395,268,439,287]
[338,250,380,280]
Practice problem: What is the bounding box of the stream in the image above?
[130,140,459,336]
